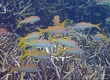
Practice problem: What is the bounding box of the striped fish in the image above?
[51,38,79,48]
[17,16,40,28]
[19,39,54,49]
[8,64,40,74]
[55,47,84,56]
[20,50,51,60]
[73,22,101,30]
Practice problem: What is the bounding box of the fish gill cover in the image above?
[0,0,110,80]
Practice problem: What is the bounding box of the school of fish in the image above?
[0,1,110,79]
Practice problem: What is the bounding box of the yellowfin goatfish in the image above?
[53,15,67,27]
[51,37,79,48]
[94,33,108,42]
[8,64,40,74]
[17,16,40,28]
[18,32,42,46]
[73,22,101,30]
[37,26,68,35]
[55,47,84,56]
[20,50,51,60]
[19,39,54,49]
[96,0,110,5]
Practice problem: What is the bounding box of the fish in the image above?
[94,33,108,42]
[0,28,10,36]
[105,17,110,22]
[53,15,67,27]
[17,32,42,46]
[37,26,68,35]
[19,39,54,49]
[55,47,84,56]
[96,0,110,5]
[73,22,101,30]
[8,64,40,74]
[20,50,51,60]
[51,37,79,48]
[17,16,40,28]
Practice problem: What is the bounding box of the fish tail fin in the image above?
[20,42,27,49]
[50,37,55,42]
[17,37,25,46]
[8,64,16,74]
[37,28,43,32]
[96,23,101,30]
[55,48,63,57]
[20,50,29,59]
[61,19,67,27]
[37,28,44,35]
[16,20,21,28]
[104,36,108,42]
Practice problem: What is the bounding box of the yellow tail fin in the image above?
[16,20,22,28]
[61,19,67,27]
[37,28,43,32]
[20,50,29,59]
[104,36,108,43]
[8,64,16,74]
[50,37,56,42]
[96,23,101,30]
[20,42,27,49]
[17,37,25,46]
[55,48,64,57]
[37,28,44,35]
